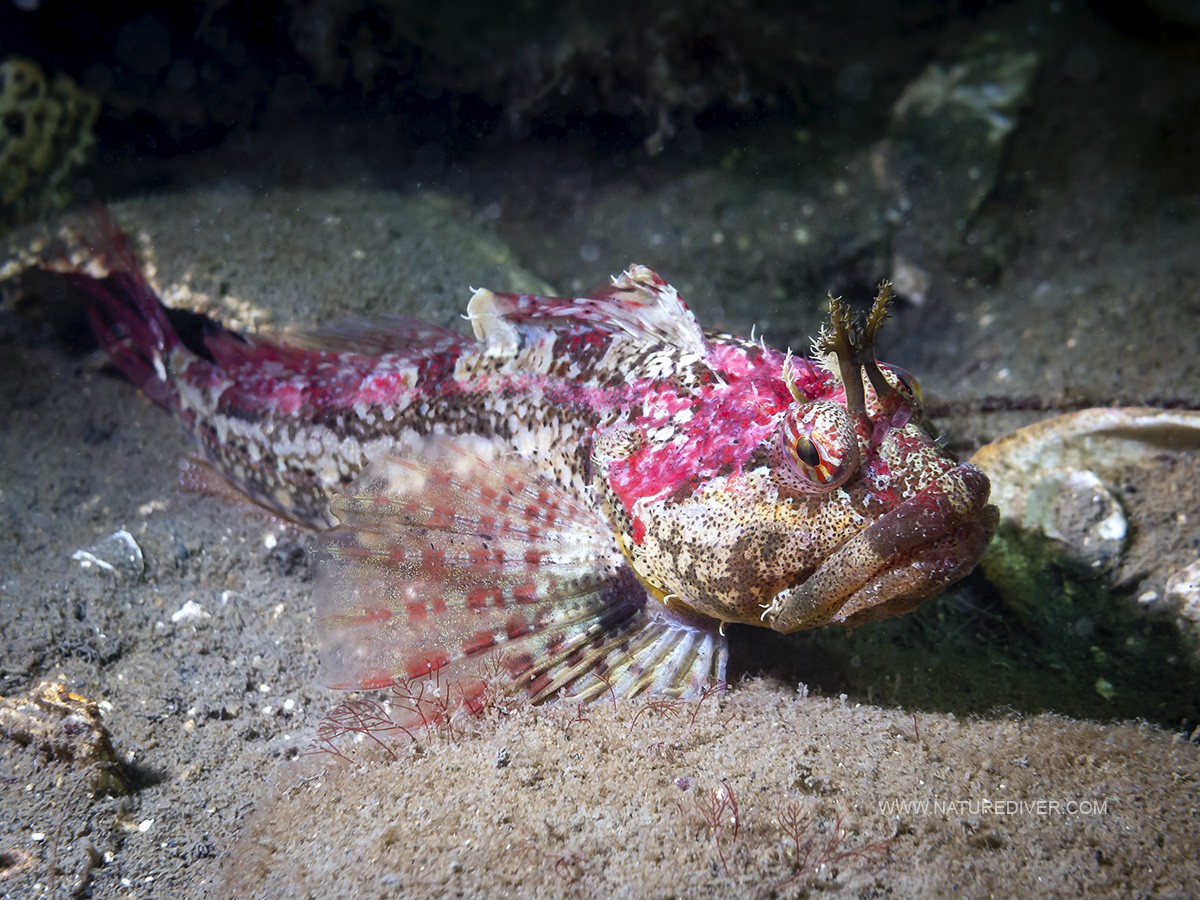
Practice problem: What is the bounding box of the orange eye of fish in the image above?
[777,402,858,492]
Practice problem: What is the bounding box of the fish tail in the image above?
[69,208,184,410]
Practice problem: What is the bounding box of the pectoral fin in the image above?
[313,437,726,707]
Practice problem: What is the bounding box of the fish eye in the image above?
[793,434,822,468]
[881,365,923,416]
[777,402,858,492]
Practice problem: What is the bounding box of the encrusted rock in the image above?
[0,682,129,795]
[0,58,99,232]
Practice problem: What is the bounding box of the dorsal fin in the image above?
[203,315,470,373]
[266,316,471,356]
[467,265,709,357]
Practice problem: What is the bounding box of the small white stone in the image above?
[170,600,210,623]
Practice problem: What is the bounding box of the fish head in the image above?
[596,285,999,634]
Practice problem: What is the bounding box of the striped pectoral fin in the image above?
[535,588,729,703]
[313,437,727,706]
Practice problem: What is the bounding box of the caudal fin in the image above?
[68,208,183,409]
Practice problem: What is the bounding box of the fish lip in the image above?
[766,463,998,633]
[830,496,999,626]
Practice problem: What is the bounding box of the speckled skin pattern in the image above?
[72,217,997,702]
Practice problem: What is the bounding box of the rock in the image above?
[0,682,129,795]
[71,528,146,581]
[878,31,1040,302]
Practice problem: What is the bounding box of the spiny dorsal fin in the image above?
[466,265,708,357]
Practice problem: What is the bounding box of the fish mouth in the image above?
[766,464,999,633]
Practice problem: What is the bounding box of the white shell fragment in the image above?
[1023,469,1126,572]
[970,407,1200,647]
[970,408,1200,567]
[170,599,211,623]
[71,529,145,581]
[970,407,1200,525]
[1164,561,1200,631]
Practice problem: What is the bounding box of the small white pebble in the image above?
[171,600,209,623]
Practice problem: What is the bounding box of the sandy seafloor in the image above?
[3,3,1200,899]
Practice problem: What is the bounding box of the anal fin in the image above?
[179,456,313,529]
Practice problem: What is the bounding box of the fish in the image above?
[66,211,998,708]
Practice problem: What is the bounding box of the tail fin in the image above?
[68,208,183,409]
